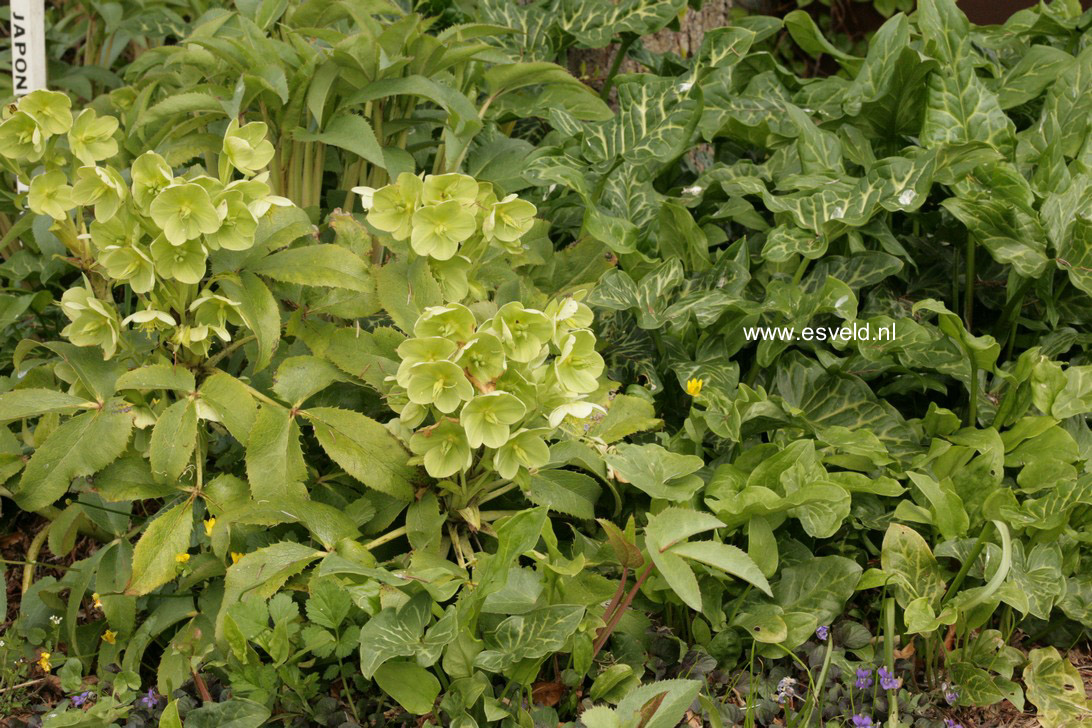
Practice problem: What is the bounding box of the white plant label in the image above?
[10,1,46,193]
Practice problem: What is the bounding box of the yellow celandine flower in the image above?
[91,592,103,609]
[230,552,244,564]
[685,378,704,397]
[203,517,216,537]
[37,652,52,672]
[101,630,117,644]
[175,552,190,564]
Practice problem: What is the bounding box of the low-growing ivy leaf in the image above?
[149,400,197,484]
[127,500,193,596]
[881,524,947,608]
[474,605,585,671]
[1025,647,1092,726]
[179,698,271,728]
[305,407,416,501]
[374,662,441,715]
[606,443,704,501]
[12,402,133,512]
[359,592,432,678]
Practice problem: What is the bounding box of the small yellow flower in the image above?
[685,378,703,397]
[101,630,117,644]
[230,552,244,564]
[175,552,190,564]
[91,592,103,609]
[203,517,216,537]
[37,651,52,672]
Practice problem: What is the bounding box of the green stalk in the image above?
[22,525,49,596]
[963,233,975,331]
[600,33,637,100]
[941,524,989,606]
[884,597,899,726]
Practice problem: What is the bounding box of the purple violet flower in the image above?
[854,667,874,690]
[71,691,92,707]
[878,666,901,691]
[815,625,830,641]
[139,688,159,709]
[851,714,876,728]
[943,682,960,705]
[944,719,963,728]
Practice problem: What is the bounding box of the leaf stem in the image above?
[363,525,407,551]
[884,596,899,726]
[600,33,637,101]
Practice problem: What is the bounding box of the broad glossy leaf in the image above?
[474,604,585,671]
[881,524,946,608]
[374,661,441,715]
[1025,647,1091,728]
[605,443,704,501]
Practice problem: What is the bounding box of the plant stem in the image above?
[811,634,835,720]
[592,560,654,658]
[884,597,898,726]
[941,523,989,606]
[22,525,49,596]
[600,33,637,100]
[363,525,407,551]
[963,233,975,331]
[593,568,628,649]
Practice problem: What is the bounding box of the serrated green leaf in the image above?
[304,406,416,501]
[127,500,193,596]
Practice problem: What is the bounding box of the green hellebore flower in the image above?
[172,324,214,356]
[430,254,472,302]
[414,304,477,342]
[456,332,506,383]
[396,336,457,387]
[223,119,275,176]
[204,192,257,251]
[367,173,422,241]
[493,428,550,481]
[400,401,428,429]
[410,201,476,260]
[492,302,553,363]
[20,90,72,135]
[150,183,223,245]
[28,170,76,221]
[131,151,174,211]
[0,112,47,162]
[554,329,605,394]
[224,177,282,217]
[410,419,472,478]
[461,391,526,448]
[73,165,128,221]
[547,400,606,429]
[60,285,122,359]
[484,194,536,243]
[422,173,479,206]
[122,307,176,334]
[151,235,208,284]
[190,291,242,343]
[67,109,119,166]
[406,360,474,414]
[90,210,141,252]
[99,244,156,294]
[548,297,594,336]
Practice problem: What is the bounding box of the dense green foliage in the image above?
[0,1,1091,727]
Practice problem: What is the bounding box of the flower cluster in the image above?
[359,172,536,302]
[0,91,287,358]
[391,298,605,480]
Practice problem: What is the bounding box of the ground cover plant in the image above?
[0,0,1090,726]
